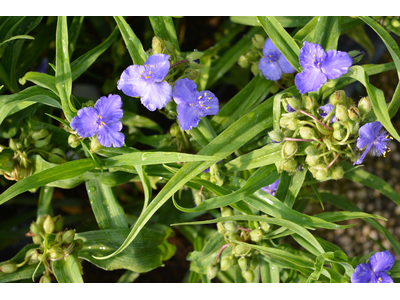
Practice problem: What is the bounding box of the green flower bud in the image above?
[9,138,19,151]
[30,222,41,235]
[279,116,299,131]
[32,129,52,148]
[30,250,40,263]
[281,158,298,173]
[48,148,66,164]
[220,256,233,271]
[238,257,248,272]
[330,165,344,180]
[252,34,265,49]
[332,122,341,130]
[268,129,284,143]
[36,215,47,227]
[221,207,233,218]
[344,97,354,108]
[39,274,51,283]
[68,134,80,148]
[0,262,17,273]
[223,222,237,232]
[194,192,205,207]
[305,155,319,167]
[152,36,165,54]
[43,215,55,234]
[62,229,76,244]
[32,234,44,245]
[333,128,346,141]
[305,145,319,156]
[349,120,360,135]
[261,222,270,233]
[207,264,219,280]
[238,55,249,68]
[251,63,260,76]
[249,229,263,243]
[55,232,63,243]
[329,90,346,106]
[25,248,35,260]
[348,50,365,64]
[184,68,199,80]
[391,18,400,28]
[210,164,224,186]
[299,126,317,140]
[335,104,348,123]
[315,168,328,181]
[53,215,64,232]
[242,270,255,282]
[287,97,301,111]
[245,51,257,61]
[282,141,298,159]
[301,95,317,110]
[48,245,64,261]
[90,137,103,153]
[234,244,251,256]
[225,231,239,242]
[187,51,203,62]
[19,151,31,168]
[358,96,371,116]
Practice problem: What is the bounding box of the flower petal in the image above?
[141,81,172,111]
[259,57,283,81]
[117,65,147,97]
[278,54,296,74]
[356,121,383,149]
[321,49,353,80]
[371,130,391,157]
[177,103,200,131]
[94,94,123,123]
[195,90,219,117]
[262,38,281,58]
[370,250,395,273]
[70,107,98,138]
[353,144,373,165]
[172,78,198,105]
[298,41,326,69]
[97,122,125,148]
[143,54,170,82]
[319,103,336,123]
[295,67,327,94]
[372,272,393,283]
[351,263,373,283]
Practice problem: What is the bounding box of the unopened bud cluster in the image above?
[268,91,373,180]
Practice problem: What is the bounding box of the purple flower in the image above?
[353,121,391,165]
[351,250,395,283]
[259,38,296,81]
[36,57,48,74]
[172,78,219,131]
[318,103,336,123]
[202,160,223,173]
[70,94,125,148]
[286,104,296,112]
[261,178,280,197]
[295,41,353,94]
[117,54,172,111]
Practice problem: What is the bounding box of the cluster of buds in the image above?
[268,91,372,180]
[22,215,82,282]
[207,207,271,282]
[237,34,265,76]
[372,16,400,35]
[0,128,66,181]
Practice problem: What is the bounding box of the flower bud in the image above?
[238,55,249,68]
[299,126,317,140]
[252,34,265,49]
[32,234,44,245]
[305,145,319,156]
[221,207,233,218]
[48,245,64,260]
[315,168,328,181]
[251,63,260,76]
[68,134,80,148]
[30,222,42,235]
[223,222,237,232]
[234,244,251,256]
[249,229,263,243]
[207,264,219,280]
[279,116,299,131]
[268,129,284,143]
[329,90,346,106]
[358,96,371,116]
[260,222,270,233]
[301,95,317,110]
[90,137,103,153]
[281,158,298,173]
[55,232,63,243]
[152,36,165,54]
[217,222,226,235]
[225,231,239,242]
[53,215,64,232]
[25,248,36,260]
[332,122,341,130]
[194,192,205,207]
[333,128,346,141]
[306,155,319,167]
[220,256,233,271]
[242,270,255,282]
[0,262,17,273]
[330,165,344,180]
[282,141,298,159]
[335,104,348,123]
[48,148,66,164]
[62,229,76,244]
[43,215,55,234]
[349,120,360,135]
[287,97,301,111]
[238,257,248,272]
[39,274,51,283]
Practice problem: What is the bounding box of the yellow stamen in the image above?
[206,106,209,109]
[151,65,155,68]
[140,70,144,74]
[149,71,151,75]
[145,76,150,79]
[145,64,148,67]
[269,60,272,63]
[204,93,207,96]
[200,104,204,107]
[208,97,212,100]
[198,96,202,99]
[269,55,271,58]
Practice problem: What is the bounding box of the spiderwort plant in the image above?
[259,38,296,81]
[351,250,395,283]
[172,78,219,130]
[70,94,125,148]
[117,54,172,111]
[295,42,353,94]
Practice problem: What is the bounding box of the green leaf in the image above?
[122,110,163,133]
[312,16,340,50]
[260,258,280,283]
[86,180,128,229]
[283,169,306,207]
[76,227,176,273]
[230,16,313,28]
[19,71,58,95]
[52,252,84,283]
[257,16,301,71]
[68,16,84,56]
[134,165,152,212]
[314,211,386,222]
[37,186,54,217]
[149,16,180,53]
[0,34,34,47]
[114,16,148,65]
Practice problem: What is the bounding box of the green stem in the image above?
[299,110,333,131]
[316,150,334,158]
[323,109,335,124]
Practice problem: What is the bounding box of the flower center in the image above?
[312,54,323,68]
[94,115,106,128]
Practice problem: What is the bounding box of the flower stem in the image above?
[323,109,335,124]
[299,110,334,131]
[327,153,340,169]
[284,137,314,142]
[214,244,229,264]
[238,227,252,232]
[170,59,189,69]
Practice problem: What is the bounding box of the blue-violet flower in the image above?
[259,38,296,81]
[261,178,280,197]
[70,94,125,148]
[117,54,172,111]
[318,103,336,123]
[351,250,395,283]
[353,121,391,165]
[295,41,353,94]
[172,78,219,131]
